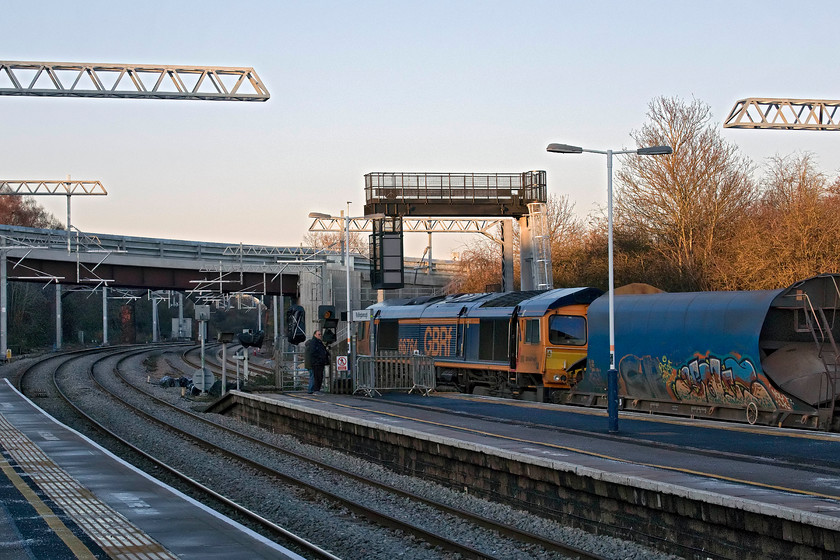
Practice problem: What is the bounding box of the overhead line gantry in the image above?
[724,98,840,131]
[0,60,269,101]
[0,59,270,356]
[310,171,551,292]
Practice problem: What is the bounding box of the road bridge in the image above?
[0,224,315,355]
[0,224,454,356]
[0,224,307,295]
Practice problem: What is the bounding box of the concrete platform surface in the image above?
[251,390,840,529]
[0,379,304,560]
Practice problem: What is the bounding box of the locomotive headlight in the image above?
[553,375,561,381]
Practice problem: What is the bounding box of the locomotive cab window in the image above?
[377,319,399,351]
[524,319,540,344]
[548,315,586,346]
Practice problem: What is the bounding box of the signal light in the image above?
[319,305,338,326]
[318,305,338,345]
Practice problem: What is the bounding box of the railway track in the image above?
[16,346,615,560]
[128,347,604,559]
[179,344,277,388]
[16,346,338,560]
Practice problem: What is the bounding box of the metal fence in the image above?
[275,350,309,391]
[354,353,436,397]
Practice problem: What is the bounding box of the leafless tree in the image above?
[446,237,502,294]
[615,96,756,290]
[1,196,64,350]
[715,153,840,290]
[449,193,584,292]
[0,196,63,229]
[302,231,369,258]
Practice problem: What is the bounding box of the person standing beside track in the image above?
[306,329,329,394]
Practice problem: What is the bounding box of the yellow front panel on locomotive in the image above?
[541,306,589,389]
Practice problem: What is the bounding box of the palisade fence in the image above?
[354,352,436,397]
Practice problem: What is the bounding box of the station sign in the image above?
[352,309,371,322]
[194,305,210,321]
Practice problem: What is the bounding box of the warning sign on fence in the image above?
[336,355,348,372]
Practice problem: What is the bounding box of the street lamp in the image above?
[308,209,386,377]
[546,142,672,432]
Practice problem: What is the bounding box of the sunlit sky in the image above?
[3,1,839,258]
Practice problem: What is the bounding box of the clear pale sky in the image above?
[2,1,839,258]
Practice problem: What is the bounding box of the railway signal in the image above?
[319,305,338,345]
[286,305,306,345]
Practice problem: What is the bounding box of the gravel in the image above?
[7,348,685,560]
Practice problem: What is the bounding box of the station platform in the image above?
[0,379,303,560]
[211,389,840,559]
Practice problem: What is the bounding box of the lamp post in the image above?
[308,209,385,377]
[546,142,672,432]
[344,202,352,369]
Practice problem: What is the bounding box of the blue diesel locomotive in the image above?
[356,274,840,430]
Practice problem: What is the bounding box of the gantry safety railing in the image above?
[353,353,436,397]
[365,171,546,206]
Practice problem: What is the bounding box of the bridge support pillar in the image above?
[55,284,62,350]
[152,295,159,343]
[502,219,514,292]
[519,215,535,291]
[1,254,6,359]
[273,295,279,351]
[102,285,108,346]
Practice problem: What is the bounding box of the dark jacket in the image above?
[308,336,329,367]
[303,339,312,369]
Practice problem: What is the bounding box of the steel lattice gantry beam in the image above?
[308,216,504,237]
[0,61,269,101]
[0,180,107,195]
[0,180,108,253]
[724,98,840,131]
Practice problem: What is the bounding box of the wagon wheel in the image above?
[746,401,759,425]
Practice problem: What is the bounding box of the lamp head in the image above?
[546,143,583,154]
[636,145,672,156]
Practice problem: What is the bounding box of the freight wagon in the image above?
[357,274,840,430]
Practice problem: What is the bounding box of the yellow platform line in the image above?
[0,455,97,559]
[0,413,178,560]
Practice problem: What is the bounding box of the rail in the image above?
[354,353,435,397]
